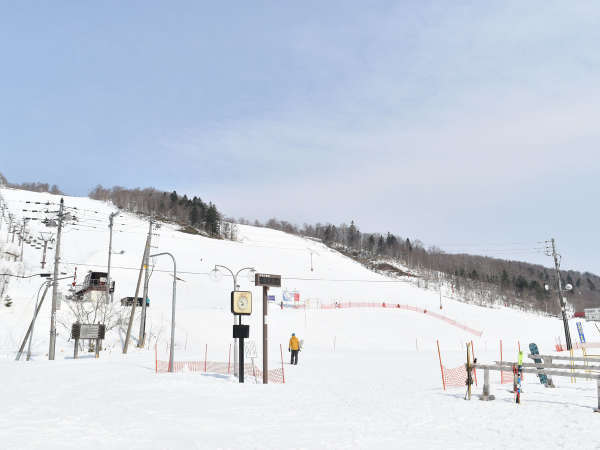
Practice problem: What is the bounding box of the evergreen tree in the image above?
[190,206,199,225]
[367,234,376,254]
[377,235,385,254]
[205,203,220,235]
[500,269,510,288]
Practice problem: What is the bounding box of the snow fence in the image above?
[321,301,483,337]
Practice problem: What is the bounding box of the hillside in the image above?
[252,219,600,315]
[1,186,599,449]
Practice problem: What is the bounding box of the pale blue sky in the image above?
[1,1,599,273]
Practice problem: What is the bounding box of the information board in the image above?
[71,323,106,340]
[585,308,600,322]
[254,273,281,287]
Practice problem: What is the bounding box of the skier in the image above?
[289,333,300,365]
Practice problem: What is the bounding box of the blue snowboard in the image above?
[529,342,548,385]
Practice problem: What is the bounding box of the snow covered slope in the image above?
[1,187,598,449]
[0,186,587,357]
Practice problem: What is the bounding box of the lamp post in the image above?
[149,252,177,373]
[307,248,319,272]
[211,265,255,377]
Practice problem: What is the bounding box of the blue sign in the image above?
[267,295,276,302]
[576,321,586,343]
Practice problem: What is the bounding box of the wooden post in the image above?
[595,378,600,413]
[263,285,268,384]
[479,368,495,401]
[545,356,556,387]
[204,344,208,372]
[437,340,446,391]
[95,339,100,358]
[74,338,79,359]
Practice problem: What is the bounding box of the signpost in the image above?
[71,323,106,359]
[254,273,281,384]
[231,291,252,383]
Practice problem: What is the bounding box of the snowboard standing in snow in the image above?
[529,342,548,385]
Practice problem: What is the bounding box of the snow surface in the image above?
[1,187,599,449]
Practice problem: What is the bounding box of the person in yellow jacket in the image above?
[288,333,300,365]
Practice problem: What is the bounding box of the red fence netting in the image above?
[322,302,483,337]
[156,359,286,384]
[437,340,467,389]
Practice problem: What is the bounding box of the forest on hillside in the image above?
[242,217,600,316]
[0,172,63,195]
[89,185,228,238]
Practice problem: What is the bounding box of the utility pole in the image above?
[123,231,150,353]
[19,218,28,262]
[106,212,119,305]
[7,214,13,242]
[138,219,153,348]
[39,232,54,269]
[547,238,572,351]
[48,199,64,360]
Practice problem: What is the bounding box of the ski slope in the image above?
[0,187,598,449]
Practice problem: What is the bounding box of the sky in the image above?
[1,1,599,274]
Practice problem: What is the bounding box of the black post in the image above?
[263,285,268,384]
[239,336,245,383]
[74,338,79,359]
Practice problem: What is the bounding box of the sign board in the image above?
[576,322,586,343]
[254,273,281,287]
[585,308,600,322]
[267,295,276,302]
[232,324,250,339]
[71,323,106,340]
[231,291,252,315]
[120,297,149,307]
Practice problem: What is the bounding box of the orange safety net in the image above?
[321,302,483,337]
[442,364,467,388]
[156,360,285,384]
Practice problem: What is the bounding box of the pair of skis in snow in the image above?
[514,351,523,404]
[465,343,474,400]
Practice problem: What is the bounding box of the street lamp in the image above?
[0,272,52,279]
[149,252,177,373]
[307,248,319,272]
[210,265,255,377]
